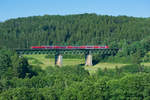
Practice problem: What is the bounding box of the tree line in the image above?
[1,49,150,99]
[0,14,150,49]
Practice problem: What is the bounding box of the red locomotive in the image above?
[31,46,109,49]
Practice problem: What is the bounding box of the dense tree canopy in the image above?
[0,49,36,79]
[0,48,150,99]
[0,14,150,49]
[1,14,150,99]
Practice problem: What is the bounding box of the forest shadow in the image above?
[92,60,99,65]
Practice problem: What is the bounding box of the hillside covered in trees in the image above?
[0,14,150,49]
[1,14,150,99]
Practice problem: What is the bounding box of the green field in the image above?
[24,54,130,73]
[141,62,150,67]
[24,54,85,68]
[85,63,128,74]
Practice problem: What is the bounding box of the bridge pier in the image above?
[55,54,63,67]
[85,54,93,66]
[16,48,119,67]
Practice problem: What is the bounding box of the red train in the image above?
[31,46,109,49]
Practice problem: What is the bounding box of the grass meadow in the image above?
[24,54,131,74]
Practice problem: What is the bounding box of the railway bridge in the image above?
[16,48,119,67]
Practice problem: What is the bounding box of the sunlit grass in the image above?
[141,62,150,67]
[24,54,85,69]
[85,63,129,74]
[24,54,130,73]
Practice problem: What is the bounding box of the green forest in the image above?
[1,14,150,99]
[0,14,150,48]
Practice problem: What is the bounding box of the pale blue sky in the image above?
[0,0,150,21]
